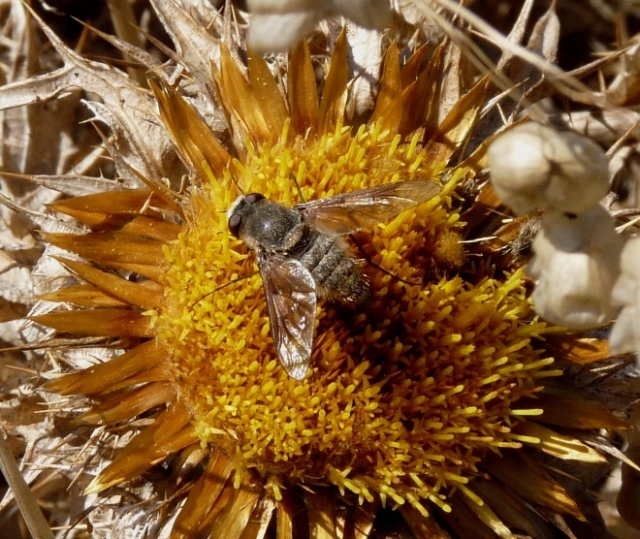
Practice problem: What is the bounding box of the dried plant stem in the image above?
[424,0,609,108]
[106,0,146,85]
[0,428,54,539]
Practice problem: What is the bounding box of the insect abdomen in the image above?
[296,232,370,304]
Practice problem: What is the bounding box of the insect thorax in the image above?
[238,199,301,251]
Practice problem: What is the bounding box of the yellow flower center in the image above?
[157,120,553,514]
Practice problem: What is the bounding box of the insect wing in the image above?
[259,253,317,380]
[295,180,441,237]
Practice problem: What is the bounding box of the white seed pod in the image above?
[247,0,391,53]
[609,237,640,355]
[333,0,392,29]
[488,122,610,215]
[618,236,640,281]
[609,304,640,356]
[527,206,622,330]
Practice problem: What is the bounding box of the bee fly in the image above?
[227,180,441,380]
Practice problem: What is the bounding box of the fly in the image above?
[227,180,441,380]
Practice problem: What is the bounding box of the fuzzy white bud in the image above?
[247,0,392,53]
[527,207,622,329]
[488,122,610,215]
[609,237,640,356]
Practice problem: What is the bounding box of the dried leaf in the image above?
[400,44,431,87]
[351,502,377,539]
[458,486,516,539]
[0,6,171,183]
[49,191,173,228]
[0,192,81,235]
[213,44,281,147]
[606,42,640,106]
[307,489,341,539]
[472,479,555,539]
[496,0,535,71]
[348,26,384,118]
[247,51,289,137]
[171,451,236,539]
[206,471,263,539]
[370,43,403,130]
[545,334,613,365]
[275,491,295,539]
[401,505,452,539]
[436,42,464,125]
[425,75,488,163]
[618,402,640,529]
[435,490,497,539]
[1,173,125,197]
[38,284,129,308]
[238,496,276,539]
[0,431,55,539]
[150,0,223,95]
[499,0,557,86]
[406,42,446,137]
[120,216,182,243]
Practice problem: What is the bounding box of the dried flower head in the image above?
[36,35,564,530]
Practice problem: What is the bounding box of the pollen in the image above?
[156,119,554,512]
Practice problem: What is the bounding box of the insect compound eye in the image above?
[228,213,243,238]
[245,193,265,204]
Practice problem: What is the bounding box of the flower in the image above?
[42,35,559,529]
[1,2,638,538]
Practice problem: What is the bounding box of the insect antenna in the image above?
[349,234,421,287]
[229,172,246,195]
[290,173,306,202]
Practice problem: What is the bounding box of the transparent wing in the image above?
[295,180,441,237]
[259,252,317,380]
